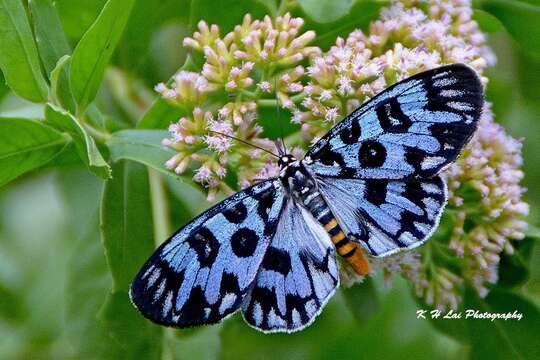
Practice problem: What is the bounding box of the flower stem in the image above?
[148,169,172,244]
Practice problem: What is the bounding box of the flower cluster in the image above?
[161,13,318,197]
[296,0,494,144]
[159,0,529,309]
[154,71,213,107]
[443,105,528,297]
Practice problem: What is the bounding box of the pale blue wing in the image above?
[130,180,286,327]
[316,176,447,257]
[242,198,339,333]
[306,64,483,180]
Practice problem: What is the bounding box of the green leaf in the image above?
[304,0,388,50]
[28,0,71,75]
[55,0,107,41]
[413,293,469,344]
[60,169,117,359]
[466,287,540,360]
[498,237,535,288]
[0,0,49,102]
[341,277,380,325]
[298,0,354,23]
[476,0,540,58]
[0,117,68,187]
[44,104,111,178]
[189,0,271,33]
[114,0,190,85]
[100,160,155,292]
[525,225,540,240]
[473,9,505,33]
[70,0,136,115]
[50,55,76,112]
[99,291,162,359]
[66,219,119,359]
[107,129,192,183]
[137,98,186,129]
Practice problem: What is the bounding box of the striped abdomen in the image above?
[302,190,370,275]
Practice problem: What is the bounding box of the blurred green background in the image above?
[0,0,539,359]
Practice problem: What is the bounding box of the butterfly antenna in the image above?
[208,130,280,158]
[274,77,287,156]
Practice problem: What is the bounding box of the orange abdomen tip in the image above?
[345,244,370,275]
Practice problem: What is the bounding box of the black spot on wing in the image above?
[231,228,259,258]
[222,202,248,223]
[187,227,220,267]
[254,189,274,222]
[364,180,388,206]
[262,247,292,275]
[358,140,386,168]
[339,118,361,144]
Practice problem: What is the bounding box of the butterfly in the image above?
[130,64,483,333]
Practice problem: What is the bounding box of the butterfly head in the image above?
[278,155,297,169]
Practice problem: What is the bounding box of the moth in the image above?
[130,64,483,333]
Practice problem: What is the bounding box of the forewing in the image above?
[242,199,339,333]
[306,64,483,180]
[316,176,447,257]
[130,180,286,327]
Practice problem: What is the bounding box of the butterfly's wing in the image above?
[130,180,286,327]
[306,64,483,180]
[315,176,447,257]
[305,64,481,257]
[242,198,339,333]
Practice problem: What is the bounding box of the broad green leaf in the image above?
[0,282,26,324]
[525,225,540,240]
[466,287,540,360]
[498,237,535,288]
[298,0,354,23]
[50,55,76,112]
[44,104,111,178]
[107,129,192,184]
[341,277,380,325]
[473,9,505,33]
[0,92,45,119]
[303,0,388,50]
[259,105,300,139]
[0,117,68,187]
[100,160,155,291]
[70,0,136,115]
[99,291,162,359]
[476,0,540,58]
[189,0,271,33]
[414,295,469,344]
[59,169,117,359]
[28,0,71,75]
[137,98,186,129]
[55,0,107,41]
[114,0,190,85]
[0,0,49,102]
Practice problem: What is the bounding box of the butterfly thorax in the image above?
[278,156,370,275]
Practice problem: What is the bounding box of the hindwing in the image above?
[242,199,339,333]
[130,180,285,327]
[306,64,483,180]
[316,176,447,257]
